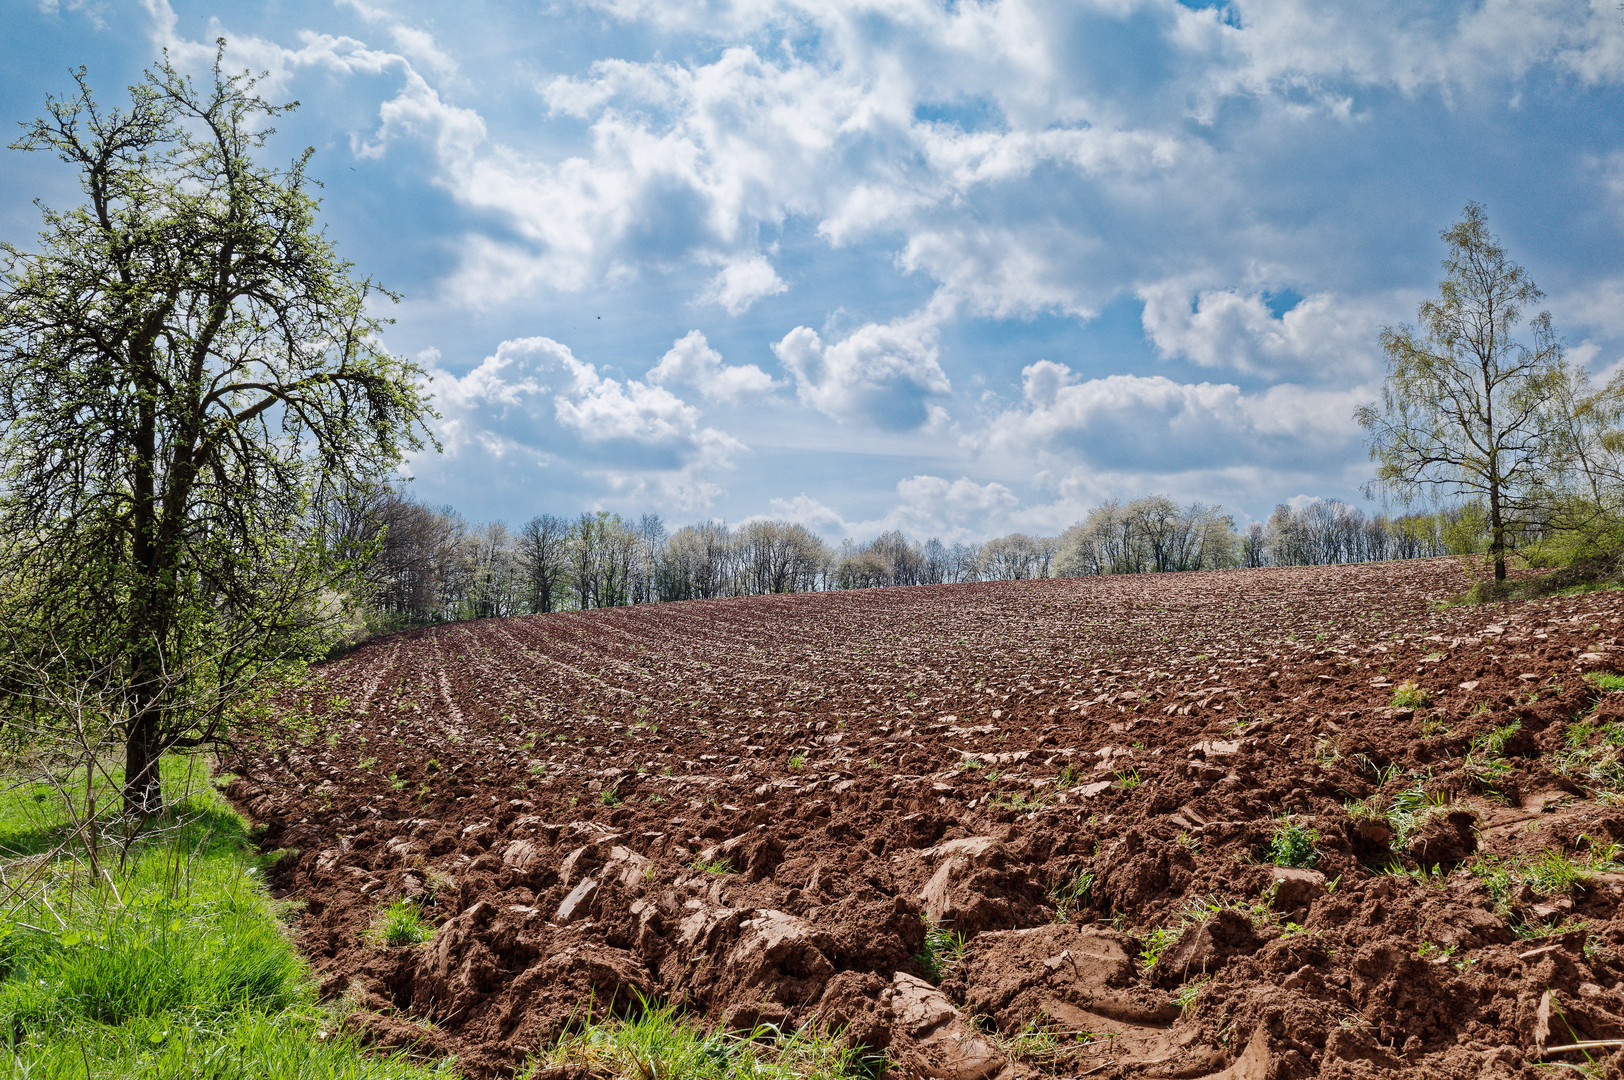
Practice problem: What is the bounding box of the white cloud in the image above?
[648,330,778,402]
[1556,276,1624,341]
[760,476,1018,544]
[701,255,788,314]
[759,493,850,536]
[1137,281,1383,378]
[772,308,951,430]
[980,360,1366,471]
[879,475,1020,542]
[419,336,743,512]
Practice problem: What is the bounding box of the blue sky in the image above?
[6,0,1624,542]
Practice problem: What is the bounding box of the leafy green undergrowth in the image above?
[525,996,875,1080]
[0,756,458,1079]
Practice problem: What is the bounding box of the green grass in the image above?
[1112,766,1143,790]
[1390,682,1430,709]
[0,755,458,1079]
[1587,672,1624,694]
[371,900,436,947]
[525,995,871,1080]
[912,921,967,982]
[1048,870,1093,923]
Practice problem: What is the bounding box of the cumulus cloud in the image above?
[1137,281,1383,378]
[771,310,951,430]
[647,330,778,402]
[762,476,1018,544]
[102,0,1624,527]
[421,336,743,511]
[700,255,788,314]
[980,360,1366,472]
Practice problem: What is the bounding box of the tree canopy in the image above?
[1357,203,1577,581]
[0,47,434,812]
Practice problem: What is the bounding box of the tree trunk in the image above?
[124,707,162,816]
[1489,479,1508,582]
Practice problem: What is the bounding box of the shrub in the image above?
[1269,819,1320,869]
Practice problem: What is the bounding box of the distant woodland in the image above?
[329,489,1486,634]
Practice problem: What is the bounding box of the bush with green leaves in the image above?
[1268,819,1321,869]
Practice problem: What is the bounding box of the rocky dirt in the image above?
[225,558,1624,1079]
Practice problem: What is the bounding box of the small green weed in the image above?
[1048,870,1093,923]
[373,899,436,947]
[1391,682,1430,709]
[1171,975,1210,1016]
[1268,818,1320,869]
[689,858,735,875]
[914,921,967,982]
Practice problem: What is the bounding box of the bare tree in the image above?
[520,514,571,614]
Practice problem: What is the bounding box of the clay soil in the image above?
[227,558,1624,1079]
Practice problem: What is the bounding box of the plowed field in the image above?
[227,558,1624,1079]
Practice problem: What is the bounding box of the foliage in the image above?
[0,757,455,1078]
[1268,819,1321,869]
[1357,203,1592,582]
[0,51,433,812]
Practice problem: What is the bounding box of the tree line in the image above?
[329,489,1480,631]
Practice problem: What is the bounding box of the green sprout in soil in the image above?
[1391,682,1430,709]
[689,858,735,875]
[1171,975,1211,1016]
[1268,818,1320,869]
[914,921,967,982]
[373,900,435,947]
[1048,870,1093,923]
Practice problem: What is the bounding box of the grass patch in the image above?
[0,755,456,1079]
[526,995,873,1080]
[372,900,436,947]
[913,921,967,982]
[1469,842,1624,931]
[1390,682,1430,709]
[1586,672,1624,694]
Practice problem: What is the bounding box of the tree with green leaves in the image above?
[1356,203,1572,582]
[0,47,434,814]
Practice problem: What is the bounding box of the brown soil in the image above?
[225,558,1624,1079]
